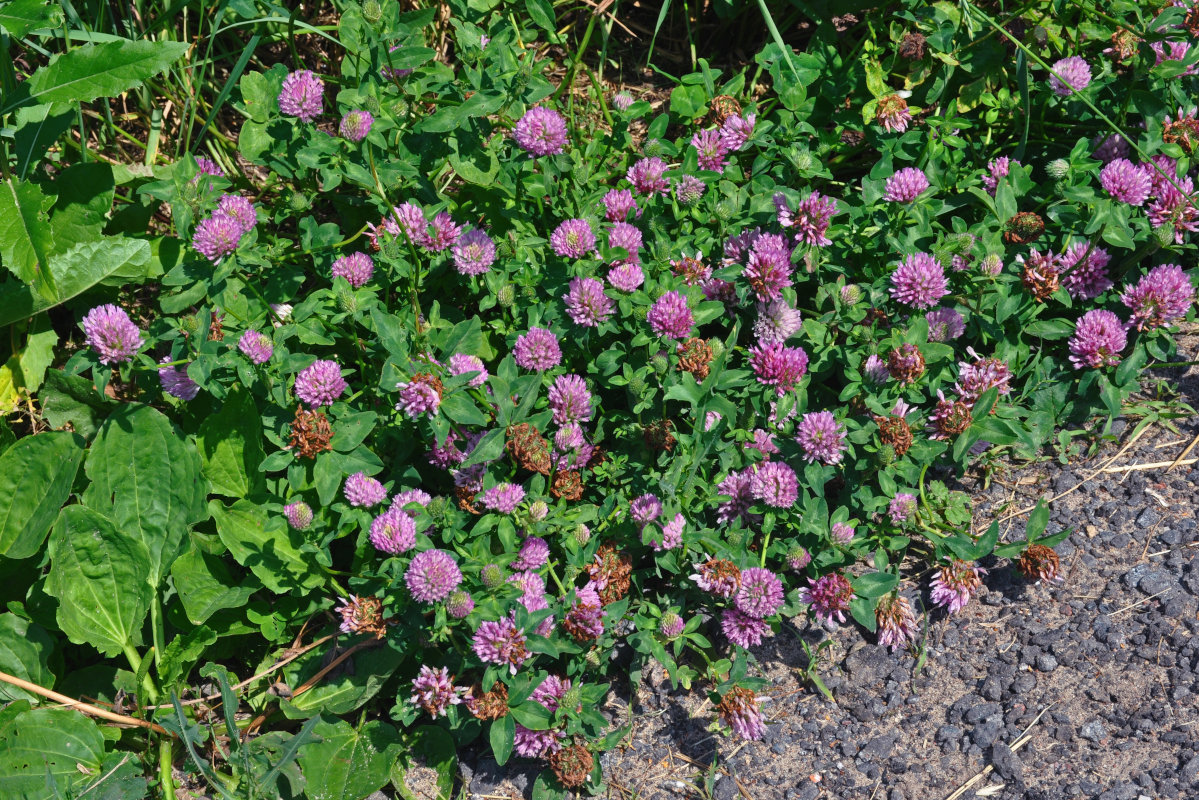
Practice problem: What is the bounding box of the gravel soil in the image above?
[460,337,1199,800]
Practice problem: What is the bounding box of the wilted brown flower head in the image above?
[550,469,584,501]
[875,414,914,456]
[587,543,632,605]
[1021,253,1060,302]
[899,31,927,59]
[289,405,334,459]
[642,419,676,452]
[887,344,925,386]
[1106,28,1140,62]
[671,255,711,286]
[549,740,593,788]
[1163,113,1199,155]
[708,94,742,125]
[410,372,444,399]
[335,595,388,639]
[506,422,551,475]
[1003,212,1045,245]
[677,337,714,381]
[1017,543,1062,582]
[467,682,509,720]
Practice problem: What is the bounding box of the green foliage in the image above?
[0,705,106,799]
[0,430,83,558]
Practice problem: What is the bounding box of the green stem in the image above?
[151,595,165,675]
[123,644,158,702]
[159,739,176,800]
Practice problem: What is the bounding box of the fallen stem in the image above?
[0,670,171,736]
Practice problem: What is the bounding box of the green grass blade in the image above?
[193,33,261,149]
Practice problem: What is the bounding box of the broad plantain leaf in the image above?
[0,178,55,294]
[18,40,189,111]
[198,385,265,498]
[298,718,403,800]
[0,430,85,559]
[210,498,323,594]
[0,707,105,799]
[171,545,260,625]
[0,613,56,702]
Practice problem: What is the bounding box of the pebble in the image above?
[1080,721,1108,742]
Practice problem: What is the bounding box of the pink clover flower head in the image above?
[890,252,949,309]
[550,218,596,259]
[863,354,890,385]
[692,128,729,172]
[719,112,756,151]
[553,423,586,454]
[748,460,799,508]
[786,546,811,571]
[406,549,463,603]
[284,501,313,530]
[448,353,488,387]
[735,567,785,619]
[564,586,604,639]
[954,348,1013,404]
[602,188,640,221]
[982,156,1016,195]
[344,472,387,507]
[238,329,273,365]
[82,304,143,364]
[692,559,742,599]
[514,106,568,157]
[629,493,662,527]
[1091,133,1129,164]
[930,560,986,614]
[745,428,778,457]
[876,594,919,651]
[513,327,562,371]
[607,222,643,263]
[158,358,200,401]
[1100,158,1153,206]
[626,156,670,195]
[800,572,854,626]
[278,69,324,122]
[1058,241,1112,300]
[452,228,497,275]
[423,212,461,252]
[645,513,684,551]
[410,665,467,718]
[674,175,707,205]
[749,341,808,395]
[722,228,761,265]
[193,213,243,262]
[472,616,530,674]
[1121,264,1194,331]
[392,488,432,513]
[1048,56,1091,96]
[193,156,224,178]
[1151,40,1198,75]
[388,201,430,246]
[295,359,347,408]
[217,194,257,236]
[795,410,848,465]
[659,611,685,639]
[721,609,771,648]
[925,307,965,342]
[743,233,793,301]
[395,376,441,419]
[1069,310,1128,369]
[564,277,614,327]
[514,726,565,759]
[428,430,467,470]
[339,110,372,142]
[715,470,754,525]
[369,506,416,554]
[548,373,592,424]
[876,94,911,133]
[446,590,474,619]
[776,191,839,247]
[612,91,635,111]
[331,251,374,288]
[830,522,855,544]
[1148,176,1199,242]
[647,291,694,338]
[888,492,917,524]
[512,537,550,571]
[884,167,930,203]
[1147,154,1179,195]
[479,482,526,514]
[607,262,645,292]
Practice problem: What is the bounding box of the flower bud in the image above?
[707,338,724,360]
[284,501,313,530]
[573,524,591,546]
[840,284,861,305]
[642,138,665,158]
[713,199,736,222]
[362,95,382,116]
[527,500,548,522]
[786,545,811,571]
[659,611,684,639]
[480,563,505,589]
[497,284,516,308]
[651,351,669,375]
[877,444,897,467]
[180,314,202,336]
[446,590,474,619]
[362,0,383,24]
[560,685,583,711]
[1153,223,1175,248]
[788,148,815,173]
[627,373,648,398]
[980,254,1003,276]
[334,283,358,313]
[426,495,450,523]
[1046,158,1070,180]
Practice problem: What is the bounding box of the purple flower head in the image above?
[193,156,224,178]
[626,156,670,195]
[876,594,919,651]
[284,501,313,530]
[480,482,526,514]
[787,546,811,571]
[721,609,771,648]
[513,327,562,371]
[743,234,793,301]
[1092,133,1129,164]
[692,129,729,172]
[981,156,1017,196]
[930,560,986,614]
[602,188,640,221]
[550,218,596,259]
[1121,264,1194,330]
[888,493,917,524]
[548,374,592,425]
[831,522,855,544]
[554,423,586,454]
[344,472,387,507]
[715,470,753,525]
[722,228,761,265]
[1058,242,1112,300]
[392,488,431,513]
[796,410,847,465]
[331,252,374,288]
[607,262,645,292]
[472,616,530,674]
[692,558,742,598]
[395,375,442,419]
[659,611,684,639]
[1148,175,1199,243]
[193,213,243,262]
[564,277,614,327]
[238,329,273,365]
[370,506,416,554]
[452,228,497,276]
[612,91,635,111]
[752,299,803,345]
[564,586,604,640]
[406,549,463,603]
[644,512,684,551]
[1069,310,1127,369]
[800,572,854,625]
[749,341,808,395]
[1100,159,1153,205]
[630,494,662,527]
[1048,56,1091,96]
[339,109,373,142]
[1152,40,1198,75]
[423,212,461,252]
[82,304,143,365]
[749,460,799,508]
[735,567,785,619]
[217,194,257,236]
[719,112,756,152]
[512,537,550,571]
[514,106,568,157]
[745,428,778,457]
[647,291,694,338]
[925,307,965,342]
[278,70,324,122]
[159,358,200,401]
[295,359,346,408]
[776,191,838,247]
[448,353,488,387]
[410,665,467,718]
[446,590,474,619]
[884,167,930,203]
[953,348,1013,405]
[876,94,911,133]
[674,175,707,205]
[607,222,643,263]
[863,354,890,385]
[890,252,949,309]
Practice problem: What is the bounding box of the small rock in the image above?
[1080,721,1108,742]
[1138,570,1175,595]
[991,742,1025,784]
[1182,754,1199,785]
[972,717,1004,748]
[1137,508,1162,528]
[1036,654,1059,672]
[965,702,1001,725]
[862,732,898,760]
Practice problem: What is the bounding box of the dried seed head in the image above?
[549,740,593,788]
[1017,543,1062,582]
[642,419,676,452]
[898,31,927,59]
[708,94,742,125]
[289,405,334,459]
[1003,212,1045,245]
[550,469,584,501]
[467,682,509,720]
[875,415,913,456]
[587,543,632,605]
[506,423,552,475]
[677,337,714,381]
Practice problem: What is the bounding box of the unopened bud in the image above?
[362,0,383,24]
[573,524,591,546]
[642,139,665,158]
[334,283,358,313]
[1046,158,1070,180]
[481,563,505,589]
[713,199,736,222]
[840,284,861,305]
[1153,224,1175,248]
[497,284,516,308]
[651,351,670,375]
